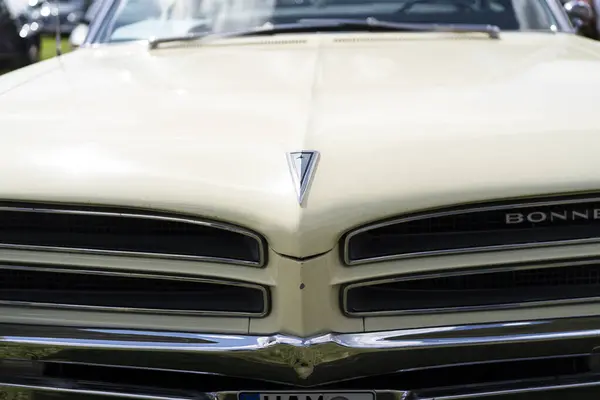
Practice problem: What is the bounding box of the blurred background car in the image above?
[27,0,94,35]
[0,0,41,71]
[560,0,598,38]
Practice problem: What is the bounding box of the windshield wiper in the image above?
[148,18,500,50]
[296,18,500,38]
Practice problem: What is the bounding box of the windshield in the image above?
[95,0,559,43]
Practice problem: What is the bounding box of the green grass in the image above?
[41,36,71,61]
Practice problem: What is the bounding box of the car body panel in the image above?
[2,32,600,259]
[2,241,600,337]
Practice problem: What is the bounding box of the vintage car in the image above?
[3,0,600,399]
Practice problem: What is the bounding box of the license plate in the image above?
[239,392,375,400]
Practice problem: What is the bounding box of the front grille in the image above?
[343,194,600,265]
[0,204,266,266]
[0,264,269,316]
[342,259,600,316]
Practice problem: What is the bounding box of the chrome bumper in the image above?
[3,381,600,400]
[3,316,600,399]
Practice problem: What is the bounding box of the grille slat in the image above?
[343,196,600,265]
[0,265,269,316]
[0,205,265,266]
[343,260,600,316]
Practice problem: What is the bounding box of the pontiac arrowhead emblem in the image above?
[286,151,320,206]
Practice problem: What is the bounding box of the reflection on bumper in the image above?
[3,316,600,398]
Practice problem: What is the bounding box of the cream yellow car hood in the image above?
[2,31,600,257]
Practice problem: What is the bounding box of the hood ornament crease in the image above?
[286,151,320,206]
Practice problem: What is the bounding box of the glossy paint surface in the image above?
[1,31,600,338]
[1,32,600,258]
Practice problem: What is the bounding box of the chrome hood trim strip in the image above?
[3,316,600,385]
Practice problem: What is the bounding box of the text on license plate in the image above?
[239,392,375,400]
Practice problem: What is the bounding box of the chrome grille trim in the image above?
[341,258,600,317]
[342,195,600,266]
[0,264,270,317]
[3,381,600,400]
[3,316,600,386]
[0,205,266,267]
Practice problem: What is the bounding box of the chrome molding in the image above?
[2,381,600,400]
[3,316,600,386]
[0,264,269,317]
[342,258,600,317]
[0,379,202,400]
[343,195,600,266]
[0,378,207,400]
[0,381,411,400]
[426,379,600,400]
[0,205,266,267]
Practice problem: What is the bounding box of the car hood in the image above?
[2,32,600,257]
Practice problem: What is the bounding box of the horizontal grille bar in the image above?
[0,204,266,266]
[343,195,600,265]
[342,259,600,316]
[0,264,269,316]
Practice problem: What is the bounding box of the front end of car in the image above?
[4,191,600,399]
[2,0,600,393]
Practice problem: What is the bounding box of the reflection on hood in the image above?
[199,0,275,32]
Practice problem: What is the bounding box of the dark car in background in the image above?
[0,0,41,71]
[28,0,93,35]
[560,0,599,38]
